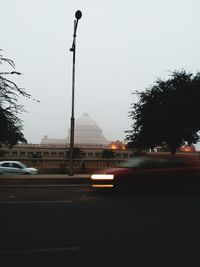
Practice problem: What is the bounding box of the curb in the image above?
[0,174,91,186]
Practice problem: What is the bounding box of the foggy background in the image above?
[1,0,200,148]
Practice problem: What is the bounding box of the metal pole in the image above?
[69,11,82,176]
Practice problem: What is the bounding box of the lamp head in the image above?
[75,10,82,20]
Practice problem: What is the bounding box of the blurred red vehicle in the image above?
[91,155,200,192]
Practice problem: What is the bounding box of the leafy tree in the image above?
[0,50,32,147]
[126,70,200,155]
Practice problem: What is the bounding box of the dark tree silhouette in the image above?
[126,70,200,155]
[0,50,33,147]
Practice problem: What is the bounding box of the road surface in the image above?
[1,182,200,266]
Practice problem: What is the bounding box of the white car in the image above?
[0,161,38,175]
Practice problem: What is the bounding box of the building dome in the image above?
[108,140,126,150]
[76,113,98,126]
[68,113,108,145]
[41,113,109,146]
[180,145,196,153]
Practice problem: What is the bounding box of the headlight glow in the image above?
[91,174,114,180]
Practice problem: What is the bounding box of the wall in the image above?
[0,157,126,174]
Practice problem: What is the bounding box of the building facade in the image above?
[1,144,133,174]
[0,113,133,173]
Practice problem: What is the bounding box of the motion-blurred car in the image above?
[91,156,200,192]
[0,161,38,175]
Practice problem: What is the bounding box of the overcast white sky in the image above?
[1,0,200,147]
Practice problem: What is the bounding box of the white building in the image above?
[41,113,109,146]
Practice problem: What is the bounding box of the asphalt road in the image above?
[1,183,200,267]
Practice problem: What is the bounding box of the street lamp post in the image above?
[69,10,82,176]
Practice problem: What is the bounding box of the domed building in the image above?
[180,144,196,153]
[41,113,109,146]
[108,140,126,150]
[67,113,108,146]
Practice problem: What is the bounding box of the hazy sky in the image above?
[1,0,200,145]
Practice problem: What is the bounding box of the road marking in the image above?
[0,246,80,255]
[0,200,73,204]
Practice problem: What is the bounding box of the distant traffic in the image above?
[0,161,38,175]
